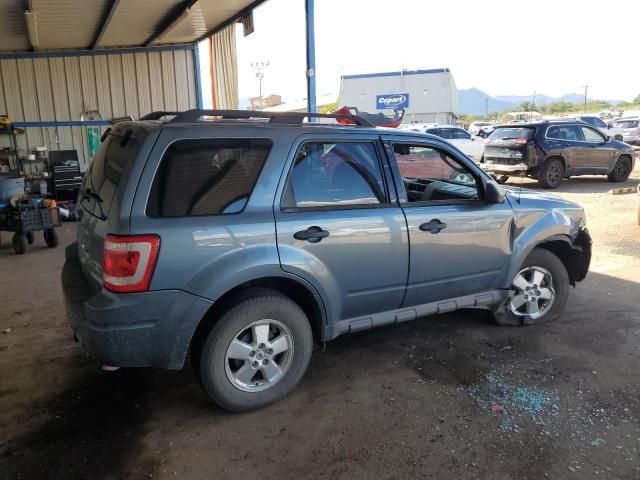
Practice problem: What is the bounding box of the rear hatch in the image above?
[76,124,152,290]
[484,126,535,164]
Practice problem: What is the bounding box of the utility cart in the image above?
[0,199,61,254]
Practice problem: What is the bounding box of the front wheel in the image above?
[538,158,564,189]
[198,289,313,411]
[12,233,28,254]
[607,156,632,183]
[496,175,509,184]
[493,248,569,326]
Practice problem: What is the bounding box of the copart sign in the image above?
[376,93,409,109]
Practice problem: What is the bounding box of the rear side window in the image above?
[546,125,581,141]
[281,141,386,209]
[613,120,639,129]
[147,139,271,217]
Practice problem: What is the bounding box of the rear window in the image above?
[82,127,147,217]
[613,120,639,129]
[147,139,271,217]
[489,127,534,140]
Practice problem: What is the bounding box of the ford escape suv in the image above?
[62,110,591,411]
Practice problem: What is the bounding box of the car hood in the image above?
[503,186,586,232]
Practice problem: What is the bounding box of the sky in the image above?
[202,0,640,104]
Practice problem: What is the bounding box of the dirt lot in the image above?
[1,169,639,480]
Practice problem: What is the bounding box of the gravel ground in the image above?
[1,166,639,480]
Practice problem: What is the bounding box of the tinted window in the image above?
[282,142,385,209]
[579,117,606,129]
[581,126,605,142]
[546,125,581,141]
[489,127,534,140]
[392,144,480,202]
[83,127,147,217]
[446,128,471,140]
[427,128,446,138]
[147,139,271,217]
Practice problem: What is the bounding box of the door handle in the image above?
[293,226,330,242]
[419,219,448,234]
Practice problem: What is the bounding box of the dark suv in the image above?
[62,110,591,411]
[483,120,635,188]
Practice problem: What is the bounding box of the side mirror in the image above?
[605,135,612,142]
[484,180,506,204]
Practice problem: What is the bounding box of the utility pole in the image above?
[485,96,489,117]
[581,84,590,113]
[531,90,536,121]
[250,61,270,108]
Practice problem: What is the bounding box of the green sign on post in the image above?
[87,127,100,161]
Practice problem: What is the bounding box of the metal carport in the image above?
[0,0,317,172]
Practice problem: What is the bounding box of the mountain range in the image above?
[459,88,621,115]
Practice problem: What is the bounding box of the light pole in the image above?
[251,61,270,107]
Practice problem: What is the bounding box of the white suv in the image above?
[403,124,485,162]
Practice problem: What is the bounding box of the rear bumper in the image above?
[62,242,213,369]
[482,162,529,175]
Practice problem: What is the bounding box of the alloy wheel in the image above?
[509,266,555,319]
[224,319,294,393]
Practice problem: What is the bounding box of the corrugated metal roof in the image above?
[0,0,265,53]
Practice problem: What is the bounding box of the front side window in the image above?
[392,144,480,203]
[581,126,605,142]
[446,128,471,140]
[546,125,581,141]
[282,141,386,209]
[147,139,271,217]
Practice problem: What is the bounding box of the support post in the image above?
[305,0,316,114]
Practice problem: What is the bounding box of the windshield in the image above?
[489,127,534,140]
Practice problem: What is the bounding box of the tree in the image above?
[633,94,640,104]
[319,101,338,114]
[519,101,531,112]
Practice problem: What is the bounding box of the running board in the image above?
[323,290,510,341]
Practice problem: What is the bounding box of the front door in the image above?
[275,136,408,323]
[383,136,514,306]
[576,125,616,170]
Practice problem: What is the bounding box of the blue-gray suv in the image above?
[62,110,591,411]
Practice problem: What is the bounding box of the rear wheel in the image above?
[496,175,509,184]
[12,233,27,254]
[493,248,569,326]
[197,289,313,411]
[538,158,564,189]
[44,228,58,248]
[607,156,632,183]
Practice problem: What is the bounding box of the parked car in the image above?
[469,121,494,136]
[611,117,640,146]
[404,124,485,162]
[483,120,635,188]
[62,109,591,411]
[569,115,624,141]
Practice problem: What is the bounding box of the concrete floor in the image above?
[1,169,639,480]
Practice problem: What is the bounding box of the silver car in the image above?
[612,117,640,146]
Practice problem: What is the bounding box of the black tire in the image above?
[25,232,34,245]
[12,233,27,254]
[44,228,59,248]
[198,288,313,411]
[538,158,564,189]
[496,175,509,184]
[493,248,569,326]
[607,156,632,183]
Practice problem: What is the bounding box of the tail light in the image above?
[514,138,527,145]
[103,234,160,293]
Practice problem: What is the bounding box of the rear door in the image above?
[274,134,408,323]
[382,135,514,306]
[544,124,582,169]
[76,124,157,290]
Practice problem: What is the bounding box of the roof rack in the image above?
[139,109,375,127]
